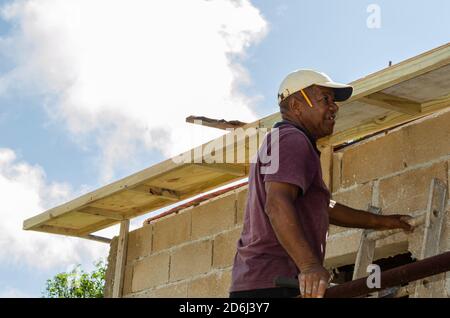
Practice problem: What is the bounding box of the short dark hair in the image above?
[278,95,290,111]
[279,91,301,112]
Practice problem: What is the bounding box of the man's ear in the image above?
[289,96,302,115]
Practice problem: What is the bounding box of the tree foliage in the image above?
[43,260,106,298]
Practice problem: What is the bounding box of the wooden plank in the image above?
[320,97,450,147]
[125,174,241,219]
[319,144,333,189]
[193,163,247,177]
[352,206,382,280]
[77,206,125,221]
[126,185,180,202]
[77,219,118,237]
[35,225,111,243]
[382,64,450,103]
[359,92,422,115]
[43,211,106,230]
[186,115,247,130]
[348,43,450,101]
[414,178,448,298]
[22,161,188,230]
[83,235,112,244]
[37,224,83,236]
[112,220,129,298]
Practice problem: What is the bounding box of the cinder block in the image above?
[152,282,188,298]
[379,162,447,215]
[332,152,343,193]
[187,270,232,298]
[324,231,362,269]
[104,236,118,298]
[122,265,133,296]
[191,195,236,239]
[330,182,373,236]
[341,110,450,188]
[170,240,212,282]
[402,110,450,167]
[236,187,248,225]
[333,182,373,210]
[373,232,409,260]
[131,252,170,292]
[152,211,191,252]
[341,132,406,187]
[328,225,351,237]
[127,225,152,264]
[213,227,242,269]
[325,230,411,270]
[441,212,450,254]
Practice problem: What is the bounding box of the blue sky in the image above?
[0,0,448,297]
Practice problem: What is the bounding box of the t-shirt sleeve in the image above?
[262,131,318,195]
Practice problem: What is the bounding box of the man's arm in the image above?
[329,203,412,231]
[265,181,329,298]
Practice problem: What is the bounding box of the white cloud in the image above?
[0,286,34,298]
[0,148,108,270]
[0,0,268,182]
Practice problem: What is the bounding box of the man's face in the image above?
[296,85,338,138]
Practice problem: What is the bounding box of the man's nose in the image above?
[330,102,339,113]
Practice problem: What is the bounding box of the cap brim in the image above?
[317,82,353,102]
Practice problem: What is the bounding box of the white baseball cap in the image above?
[277,69,353,104]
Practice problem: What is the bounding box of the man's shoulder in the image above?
[276,124,310,145]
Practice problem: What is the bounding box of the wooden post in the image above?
[112,219,130,298]
[320,144,333,190]
[413,178,447,298]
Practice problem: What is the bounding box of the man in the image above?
[229,69,412,298]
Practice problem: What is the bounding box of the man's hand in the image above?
[376,214,413,232]
[298,264,330,298]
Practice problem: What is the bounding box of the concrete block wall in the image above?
[105,108,450,298]
[327,108,450,297]
[105,187,247,298]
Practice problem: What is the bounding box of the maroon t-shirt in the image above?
[230,122,330,292]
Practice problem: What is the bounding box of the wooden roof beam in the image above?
[78,206,126,221]
[320,95,450,147]
[127,185,181,202]
[36,224,112,243]
[193,163,247,177]
[359,92,422,115]
[112,220,129,298]
[186,115,247,130]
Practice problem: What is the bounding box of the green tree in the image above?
[43,260,106,298]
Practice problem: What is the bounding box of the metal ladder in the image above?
[352,178,448,298]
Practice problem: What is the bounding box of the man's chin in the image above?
[320,127,334,138]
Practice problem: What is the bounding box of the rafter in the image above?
[359,92,422,115]
[127,185,180,201]
[77,206,125,221]
[193,163,247,176]
[186,115,247,130]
